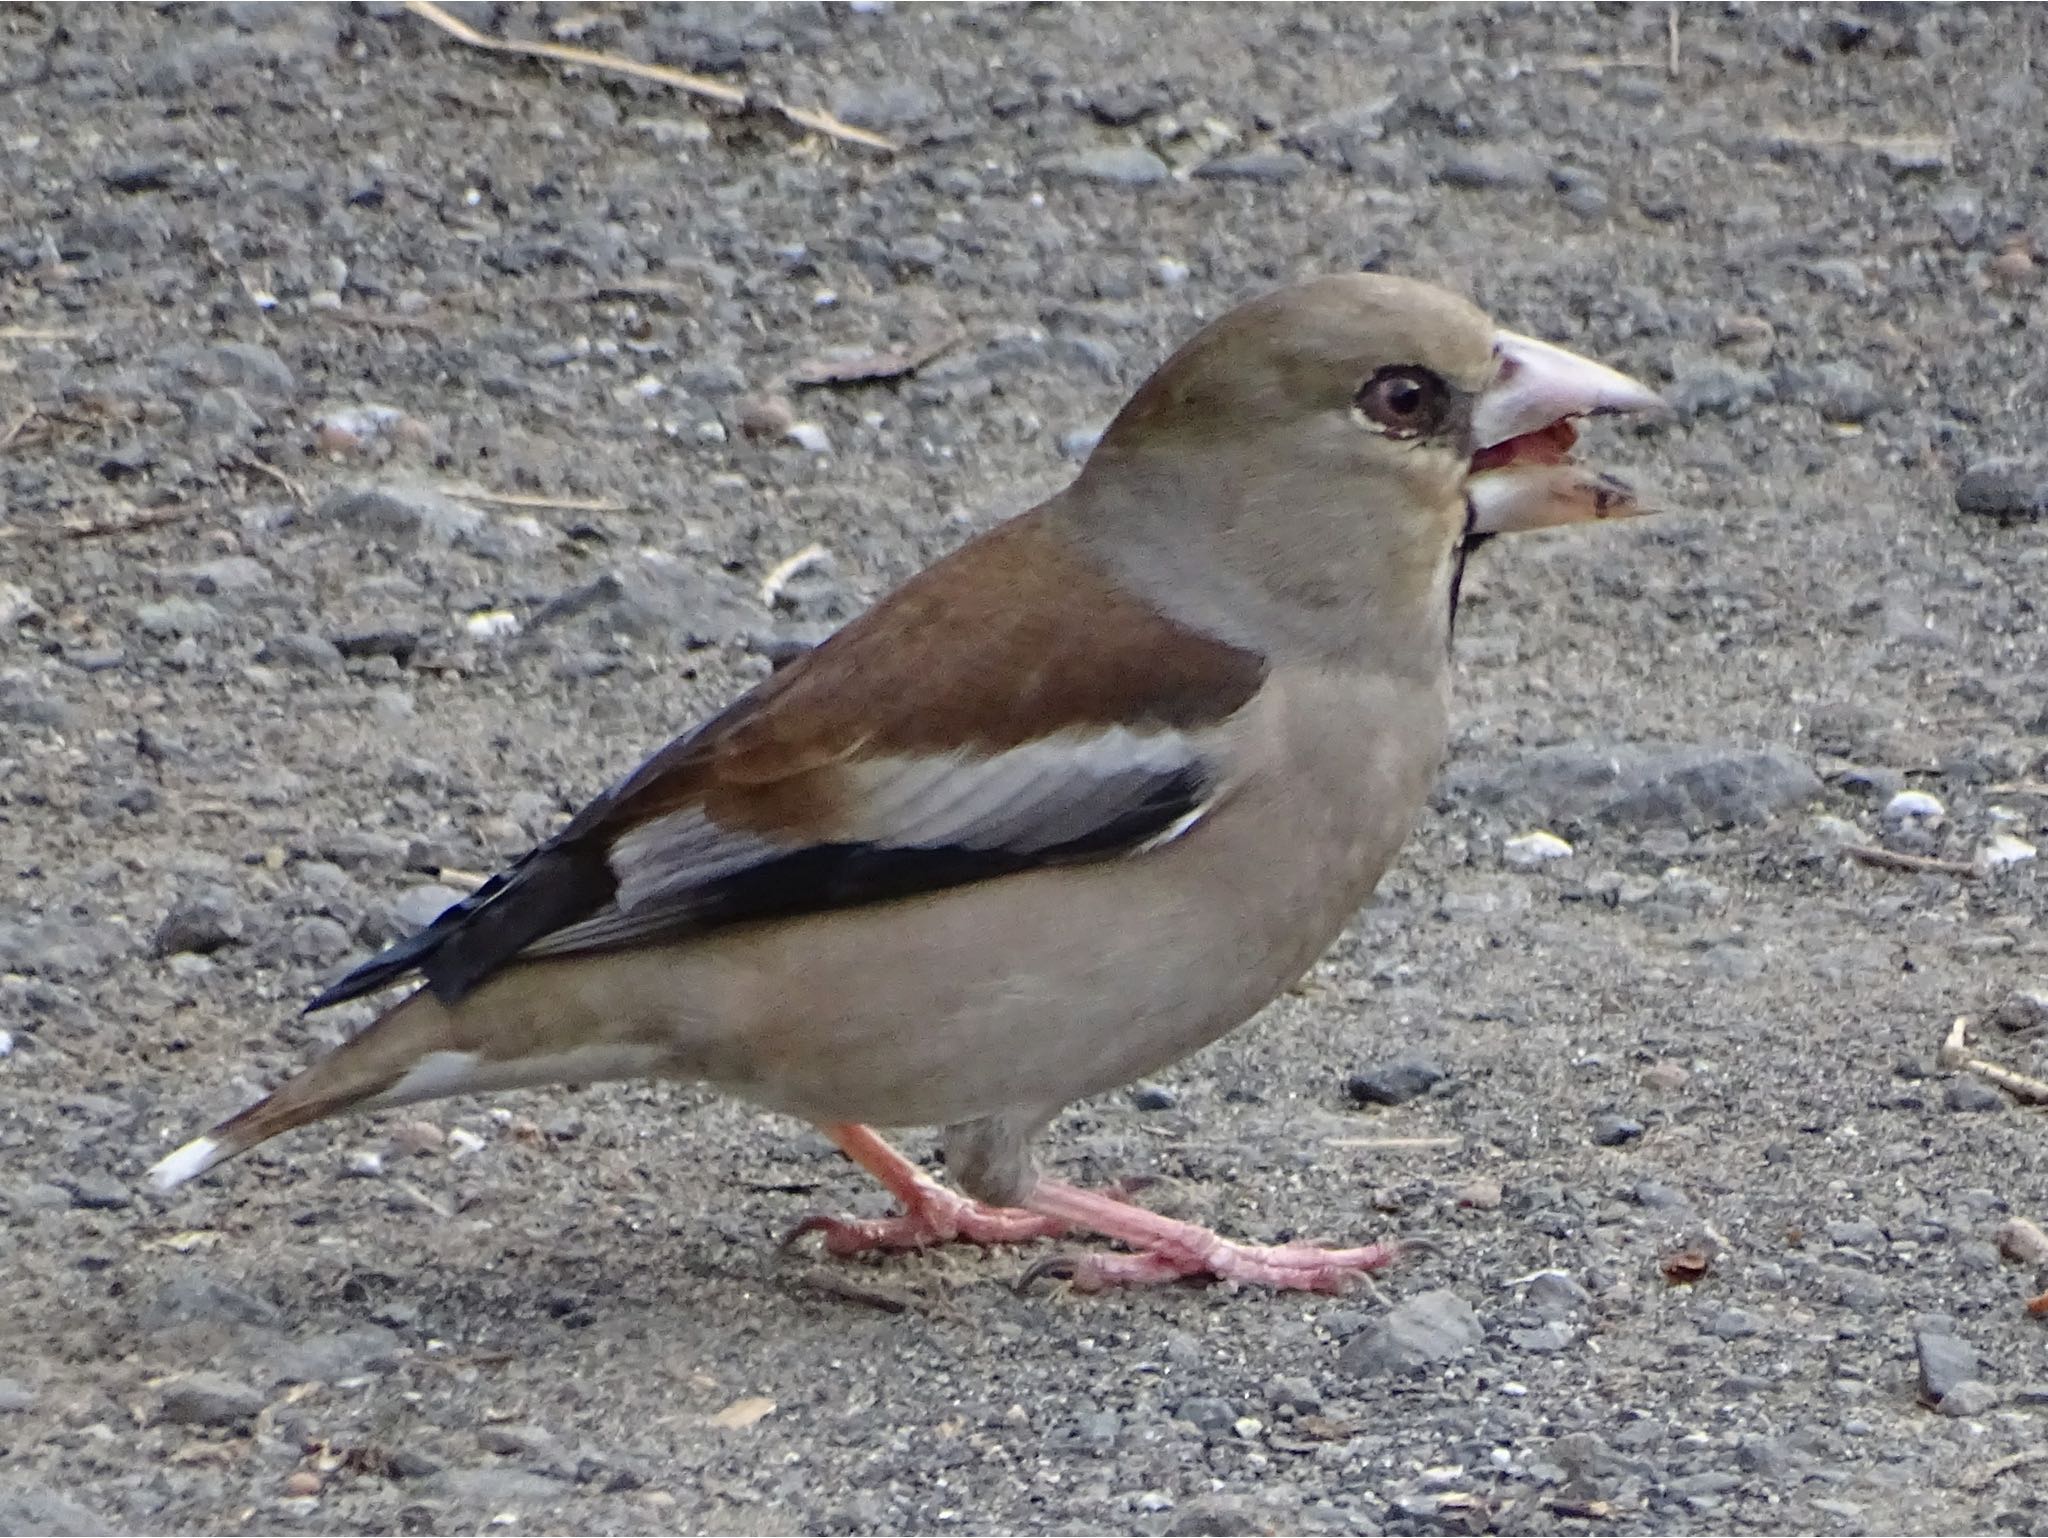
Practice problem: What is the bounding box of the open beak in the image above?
[1464,331,1666,537]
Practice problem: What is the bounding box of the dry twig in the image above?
[438,484,627,514]
[1940,1016,2048,1107]
[1843,844,1980,879]
[229,456,310,511]
[402,0,895,154]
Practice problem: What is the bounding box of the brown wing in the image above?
[305,509,1266,1011]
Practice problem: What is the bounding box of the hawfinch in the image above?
[149,273,1663,1292]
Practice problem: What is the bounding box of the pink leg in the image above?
[1018,1179,1403,1293]
[784,1123,1069,1257]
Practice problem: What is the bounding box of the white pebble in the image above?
[1152,257,1191,287]
[345,1149,383,1178]
[463,609,521,640]
[633,374,665,399]
[1979,833,2036,870]
[0,583,32,627]
[447,1127,487,1158]
[1883,790,1945,823]
[694,419,728,446]
[1504,830,1574,867]
[0,1029,12,1057]
[784,422,832,455]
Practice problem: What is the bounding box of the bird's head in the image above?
[1072,272,1665,661]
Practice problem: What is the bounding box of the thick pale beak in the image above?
[1465,331,1666,536]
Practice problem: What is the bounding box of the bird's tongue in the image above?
[1469,418,1578,476]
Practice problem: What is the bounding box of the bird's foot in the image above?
[1016,1179,1402,1293]
[784,1183,1067,1258]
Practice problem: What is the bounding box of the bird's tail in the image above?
[147,986,463,1191]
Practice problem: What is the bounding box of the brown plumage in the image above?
[148,273,1663,1292]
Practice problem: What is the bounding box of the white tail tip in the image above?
[147,1135,226,1192]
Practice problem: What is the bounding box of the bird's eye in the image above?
[1355,366,1450,438]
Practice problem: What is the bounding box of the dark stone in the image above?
[1041,147,1171,187]
[1591,1114,1645,1147]
[1338,1289,1482,1376]
[159,1372,265,1426]
[1344,1054,1446,1107]
[1916,1329,1977,1405]
[1192,151,1304,184]
[1442,743,1820,836]
[1955,459,2048,522]
[152,889,245,956]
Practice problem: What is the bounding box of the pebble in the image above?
[1172,1396,1237,1436]
[159,1372,266,1426]
[1191,151,1303,184]
[317,484,484,544]
[0,1487,111,1535]
[136,598,224,638]
[0,1378,34,1413]
[1662,359,1774,422]
[1989,992,2048,1034]
[1344,1054,1445,1106]
[1444,742,1819,835]
[1979,833,2036,869]
[1944,1077,2005,1114]
[1707,1308,1762,1340]
[1915,1329,1977,1404]
[1126,1082,1177,1111]
[266,1324,400,1384]
[1934,1380,2000,1417]
[1337,1288,1482,1376]
[60,1173,131,1210]
[151,889,245,956]
[1591,1113,1645,1146]
[1436,146,1543,189]
[1504,830,1573,867]
[1881,789,1944,824]
[1994,1216,2048,1265]
[1042,147,1172,187]
[142,1271,281,1330]
[783,422,832,455]
[1524,1271,1591,1319]
[1953,458,2048,522]
[1453,1177,1502,1210]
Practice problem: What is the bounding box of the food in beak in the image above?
[1465,331,1665,536]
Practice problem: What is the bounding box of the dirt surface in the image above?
[4,3,2048,1534]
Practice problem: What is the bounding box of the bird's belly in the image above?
[662,672,1449,1129]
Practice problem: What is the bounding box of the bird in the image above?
[147,272,1664,1292]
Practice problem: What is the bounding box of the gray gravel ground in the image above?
[4,3,2048,1534]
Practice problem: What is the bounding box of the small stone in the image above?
[0,1486,110,1535]
[1945,1078,2005,1114]
[1591,1114,1645,1147]
[1954,459,2048,523]
[1883,789,1945,824]
[1525,1271,1591,1319]
[60,1173,132,1210]
[736,394,796,439]
[1453,1177,1502,1210]
[1173,1396,1237,1436]
[267,1325,400,1384]
[1436,146,1543,189]
[281,1471,322,1498]
[1191,151,1303,184]
[152,889,244,956]
[1151,258,1191,287]
[159,1372,265,1426]
[1663,360,1774,422]
[784,421,831,455]
[1708,1308,1762,1340]
[1345,1054,1446,1107]
[1994,1217,2048,1265]
[136,598,223,638]
[1056,425,1105,460]
[1337,1288,1482,1376]
[142,1271,280,1330]
[1641,1061,1690,1093]
[1916,1329,1977,1405]
[1979,834,2036,870]
[1127,1082,1177,1111]
[1042,147,1172,187]
[1989,992,2048,1035]
[391,1120,445,1154]
[262,632,345,672]
[1504,830,1572,867]
[1935,1380,2000,1417]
